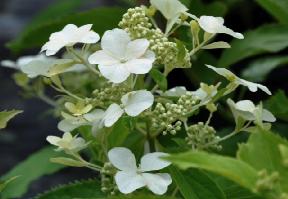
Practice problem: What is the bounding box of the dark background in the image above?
[0,0,286,198]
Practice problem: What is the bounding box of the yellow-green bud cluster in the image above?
[92,84,130,106]
[100,162,117,195]
[150,92,199,135]
[185,122,221,150]
[280,193,288,199]
[119,7,191,68]
[255,170,280,194]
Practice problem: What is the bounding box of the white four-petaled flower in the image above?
[88,28,155,83]
[85,90,154,135]
[206,65,271,95]
[108,147,172,195]
[227,99,276,123]
[1,54,48,70]
[47,132,87,153]
[198,16,244,39]
[41,24,100,56]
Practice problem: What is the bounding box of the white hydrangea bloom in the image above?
[150,0,188,20]
[206,65,271,95]
[88,28,155,83]
[108,147,172,195]
[1,54,48,70]
[198,16,244,39]
[41,24,100,56]
[57,112,89,133]
[227,99,276,123]
[85,90,154,135]
[46,132,87,153]
[192,83,218,104]
[161,86,187,97]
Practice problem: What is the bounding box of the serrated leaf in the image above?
[237,129,288,192]
[218,24,288,67]
[265,90,288,121]
[165,151,259,191]
[0,146,65,199]
[202,42,231,50]
[7,7,125,53]
[0,110,22,129]
[34,179,105,199]
[150,68,168,91]
[255,0,288,24]
[169,166,226,199]
[241,56,288,82]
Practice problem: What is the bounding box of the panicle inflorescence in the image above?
[119,7,191,69]
[100,162,118,195]
[255,170,280,193]
[92,83,130,107]
[185,122,221,150]
[150,92,199,135]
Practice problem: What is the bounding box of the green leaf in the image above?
[150,68,168,91]
[50,157,86,167]
[107,117,131,149]
[7,7,125,53]
[279,144,288,168]
[265,90,288,121]
[105,194,177,199]
[218,24,288,67]
[0,110,22,129]
[34,179,105,199]
[0,176,19,193]
[241,56,288,82]
[169,166,226,199]
[165,151,259,191]
[256,0,288,24]
[188,0,227,17]
[237,129,288,192]
[0,146,65,199]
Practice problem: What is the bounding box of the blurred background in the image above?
[1,0,288,198]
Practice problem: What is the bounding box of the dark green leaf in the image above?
[256,0,288,24]
[0,146,65,199]
[0,110,22,129]
[218,24,288,67]
[265,90,288,121]
[188,0,227,16]
[150,68,168,91]
[241,56,288,82]
[7,7,125,53]
[169,166,226,199]
[237,129,288,192]
[34,179,105,199]
[165,151,259,191]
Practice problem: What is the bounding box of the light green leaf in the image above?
[218,24,288,67]
[150,68,168,91]
[256,0,288,24]
[7,7,125,53]
[237,129,288,192]
[165,151,259,191]
[241,56,288,82]
[265,90,288,121]
[34,179,105,199]
[0,110,22,129]
[169,166,226,199]
[202,42,231,50]
[0,146,65,199]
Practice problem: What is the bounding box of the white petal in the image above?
[115,171,145,194]
[46,136,61,146]
[101,28,130,59]
[80,30,100,44]
[150,0,188,19]
[140,152,171,172]
[142,173,172,195]
[262,109,276,122]
[235,100,256,112]
[57,118,86,132]
[88,50,119,65]
[1,60,17,69]
[124,58,153,74]
[125,39,150,60]
[206,64,236,79]
[21,60,51,78]
[108,147,137,171]
[121,90,154,116]
[239,79,271,95]
[98,64,130,83]
[164,86,187,97]
[84,109,105,122]
[103,103,124,127]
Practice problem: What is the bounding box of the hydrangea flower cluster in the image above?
[2,0,277,197]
